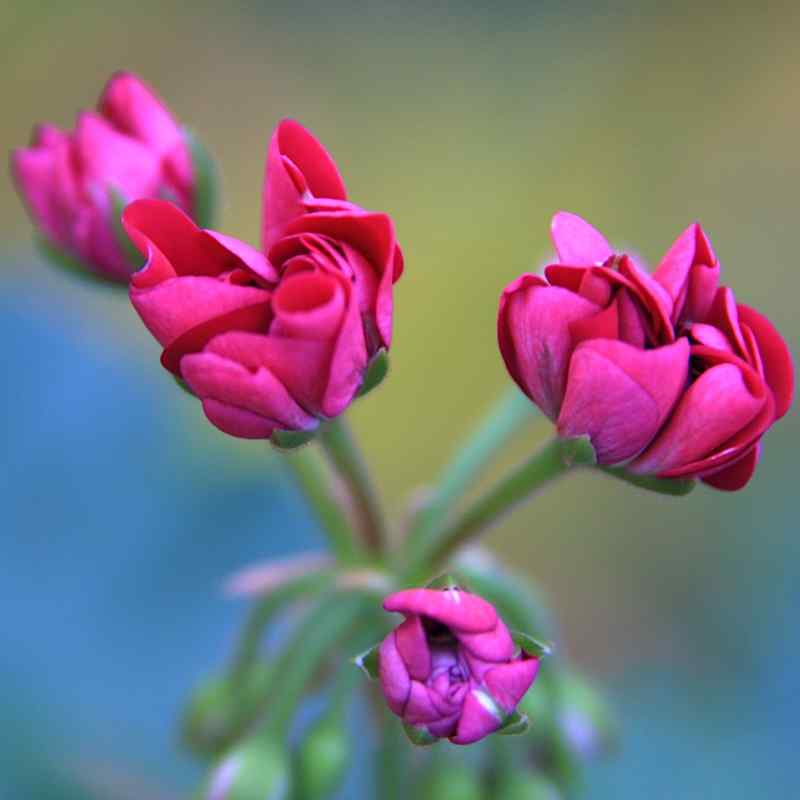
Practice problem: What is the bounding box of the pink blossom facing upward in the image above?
[378,587,540,745]
[11,72,193,282]
[498,212,793,490]
[126,120,402,439]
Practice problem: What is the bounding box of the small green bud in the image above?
[202,737,290,800]
[295,712,350,800]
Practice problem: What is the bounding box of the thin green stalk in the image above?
[406,388,537,553]
[317,417,387,555]
[283,446,362,564]
[405,437,594,581]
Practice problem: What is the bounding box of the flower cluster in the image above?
[124,119,402,439]
[499,213,794,490]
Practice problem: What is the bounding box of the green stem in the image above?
[406,437,593,581]
[283,446,362,564]
[317,417,386,555]
[406,387,536,555]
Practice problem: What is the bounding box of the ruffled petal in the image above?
[394,616,432,682]
[383,589,497,634]
[550,211,613,266]
[558,338,689,464]
[450,689,503,745]
[483,657,540,714]
[458,619,514,663]
[701,444,760,491]
[378,631,411,716]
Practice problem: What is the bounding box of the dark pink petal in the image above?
[199,399,280,439]
[654,223,718,324]
[272,273,346,340]
[458,619,514,663]
[568,302,619,346]
[701,444,760,491]
[203,230,278,286]
[262,119,347,249]
[632,362,766,475]
[403,682,441,724]
[483,657,540,714]
[130,276,270,348]
[558,338,689,464]
[427,715,460,739]
[11,146,64,246]
[383,589,497,634]
[181,351,317,433]
[616,255,675,344]
[737,304,794,419]
[545,265,613,306]
[99,71,184,155]
[379,632,411,716]
[550,211,613,266]
[690,323,734,353]
[73,203,131,281]
[73,112,162,197]
[616,289,648,348]
[498,277,599,420]
[705,288,747,359]
[450,690,502,745]
[394,616,431,681]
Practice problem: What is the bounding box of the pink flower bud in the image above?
[11,72,194,282]
[378,587,540,745]
[126,121,402,439]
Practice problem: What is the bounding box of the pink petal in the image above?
[130,276,270,348]
[199,399,280,439]
[498,277,599,420]
[558,338,690,464]
[271,272,346,340]
[690,323,734,353]
[701,444,760,491]
[426,714,460,739]
[181,351,317,433]
[632,362,766,475]
[450,690,502,745]
[737,304,794,419]
[383,589,497,634]
[203,230,278,286]
[705,288,747,359]
[262,119,347,249]
[483,657,540,714]
[99,71,183,155]
[403,682,441,724]
[550,211,613,266]
[379,632,411,716]
[394,616,431,681]
[654,223,718,324]
[458,619,514,663]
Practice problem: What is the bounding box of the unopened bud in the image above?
[202,737,290,800]
[295,710,350,800]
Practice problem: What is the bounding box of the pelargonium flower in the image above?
[11,72,194,282]
[498,212,794,490]
[378,587,540,745]
[125,120,402,439]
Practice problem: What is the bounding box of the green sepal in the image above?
[186,128,219,230]
[174,375,194,396]
[34,236,117,287]
[424,573,462,591]
[352,642,380,680]
[597,466,696,496]
[497,708,530,736]
[270,428,318,450]
[512,630,553,659]
[357,349,389,398]
[109,188,143,267]
[560,435,597,467]
[402,722,438,747]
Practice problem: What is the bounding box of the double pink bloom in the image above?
[379,588,540,745]
[11,73,193,282]
[125,120,402,439]
[499,213,794,490]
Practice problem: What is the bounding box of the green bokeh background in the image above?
[2,1,798,797]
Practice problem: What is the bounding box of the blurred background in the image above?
[2,0,798,797]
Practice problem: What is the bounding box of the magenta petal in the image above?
[203,230,278,286]
[498,279,599,419]
[427,715,460,739]
[99,71,183,155]
[701,444,760,491]
[383,589,497,634]
[737,304,794,419]
[378,632,411,717]
[403,682,441,724]
[550,211,613,266]
[558,338,690,463]
[394,616,431,681]
[483,658,540,714]
[632,362,766,475]
[181,351,317,432]
[130,276,270,348]
[450,690,502,745]
[272,273,346,340]
[199,399,280,439]
[458,619,514,663]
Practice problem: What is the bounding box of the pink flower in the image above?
[11,72,193,282]
[629,240,794,489]
[498,212,689,464]
[378,587,540,745]
[126,120,402,439]
[498,212,794,489]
